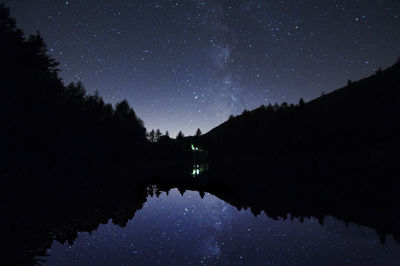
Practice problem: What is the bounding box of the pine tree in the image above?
[176,131,184,140]
[299,98,305,106]
[155,129,162,142]
[196,128,202,137]
[149,129,156,143]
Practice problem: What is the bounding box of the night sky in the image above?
[7,0,400,136]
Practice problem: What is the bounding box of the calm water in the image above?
[41,189,400,265]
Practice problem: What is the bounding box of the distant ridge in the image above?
[202,60,400,167]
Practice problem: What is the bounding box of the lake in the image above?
[40,187,400,265]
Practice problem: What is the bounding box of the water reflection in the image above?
[41,188,400,265]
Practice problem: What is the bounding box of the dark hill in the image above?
[202,61,400,174]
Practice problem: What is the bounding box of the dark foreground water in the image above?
[40,188,400,266]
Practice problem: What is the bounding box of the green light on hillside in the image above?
[191,144,201,151]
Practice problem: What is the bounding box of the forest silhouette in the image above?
[2,3,400,265]
[1,4,148,180]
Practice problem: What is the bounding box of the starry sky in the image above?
[7,0,400,136]
[42,189,400,265]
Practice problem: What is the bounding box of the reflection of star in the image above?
[39,187,400,265]
[202,236,221,256]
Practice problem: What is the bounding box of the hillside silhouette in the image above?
[202,61,400,175]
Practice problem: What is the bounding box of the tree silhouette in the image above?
[347,79,353,86]
[155,129,162,142]
[176,131,184,140]
[115,100,132,120]
[1,4,147,173]
[196,128,202,137]
[149,130,156,143]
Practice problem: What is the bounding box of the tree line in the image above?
[0,4,146,178]
[0,4,207,177]
[147,128,202,143]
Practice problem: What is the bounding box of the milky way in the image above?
[8,0,400,136]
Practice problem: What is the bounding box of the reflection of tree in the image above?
[7,166,400,265]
